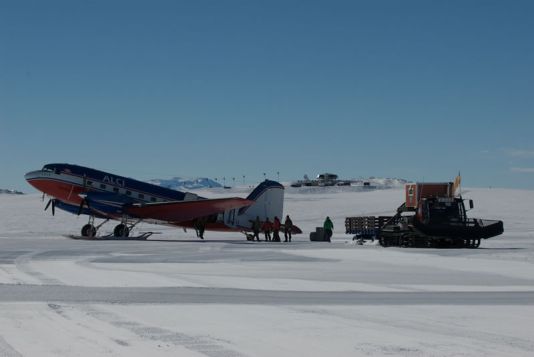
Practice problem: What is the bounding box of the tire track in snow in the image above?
[82,306,245,357]
[14,251,63,285]
[46,303,126,353]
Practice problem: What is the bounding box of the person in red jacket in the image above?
[262,218,272,241]
[273,216,281,242]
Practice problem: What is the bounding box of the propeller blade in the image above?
[45,199,52,211]
[41,193,45,202]
[45,199,56,216]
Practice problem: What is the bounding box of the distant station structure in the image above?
[290,173,353,187]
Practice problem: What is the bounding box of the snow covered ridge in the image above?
[0,189,24,195]
[148,177,222,190]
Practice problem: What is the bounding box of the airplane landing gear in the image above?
[113,216,141,238]
[113,223,130,238]
[81,224,96,237]
[80,217,109,238]
[78,216,141,239]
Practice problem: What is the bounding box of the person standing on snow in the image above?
[262,218,272,241]
[284,215,293,242]
[323,216,334,242]
[273,216,281,242]
[251,216,261,241]
[194,217,207,239]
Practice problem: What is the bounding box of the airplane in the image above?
[25,163,301,239]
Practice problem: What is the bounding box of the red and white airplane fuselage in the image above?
[25,163,293,238]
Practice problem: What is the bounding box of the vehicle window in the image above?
[126,190,132,196]
[100,184,106,189]
[150,197,156,202]
[113,187,119,193]
[138,193,144,199]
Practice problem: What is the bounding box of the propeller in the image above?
[44,199,56,216]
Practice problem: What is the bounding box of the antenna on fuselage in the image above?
[77,174,91,215]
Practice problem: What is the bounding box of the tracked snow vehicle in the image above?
[346,181,503,248]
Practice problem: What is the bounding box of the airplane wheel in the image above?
[81,224,96,238]
[114,224,129,238]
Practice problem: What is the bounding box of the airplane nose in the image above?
[25,170,43,181]
[24,170,48,192]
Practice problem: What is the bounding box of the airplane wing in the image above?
[125,197,253,223]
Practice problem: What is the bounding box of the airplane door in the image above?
[226,209,236,226]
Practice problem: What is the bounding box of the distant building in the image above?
[316,173,338,186]
[316,173,338,181]
[291,173,346,187]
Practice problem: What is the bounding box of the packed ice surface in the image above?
[0,187,533,356]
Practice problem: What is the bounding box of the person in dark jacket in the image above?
[284,215,293,242]
[262,218,272,241]
[194,217,207,239]
[251,216,261,241]
[323,216,334,242]
[272,216,281,242]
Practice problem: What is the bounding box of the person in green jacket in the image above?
[323,216,334,242]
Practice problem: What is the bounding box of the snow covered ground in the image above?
[1,187,533,356]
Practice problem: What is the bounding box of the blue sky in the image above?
[1,0,533,191]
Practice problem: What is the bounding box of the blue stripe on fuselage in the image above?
[54,200,108,218]
[43,163,204,201]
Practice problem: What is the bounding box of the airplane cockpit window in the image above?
[42,165,59,174]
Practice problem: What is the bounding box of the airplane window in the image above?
[42,165,58,173]
[126,190,132,196]
[138,193,145,199]
[113,187,119,193]
[87,181,93,186]
[150,197,156,202]
[100,184,106,189]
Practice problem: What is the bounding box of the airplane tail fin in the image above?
[237,180,285,225]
